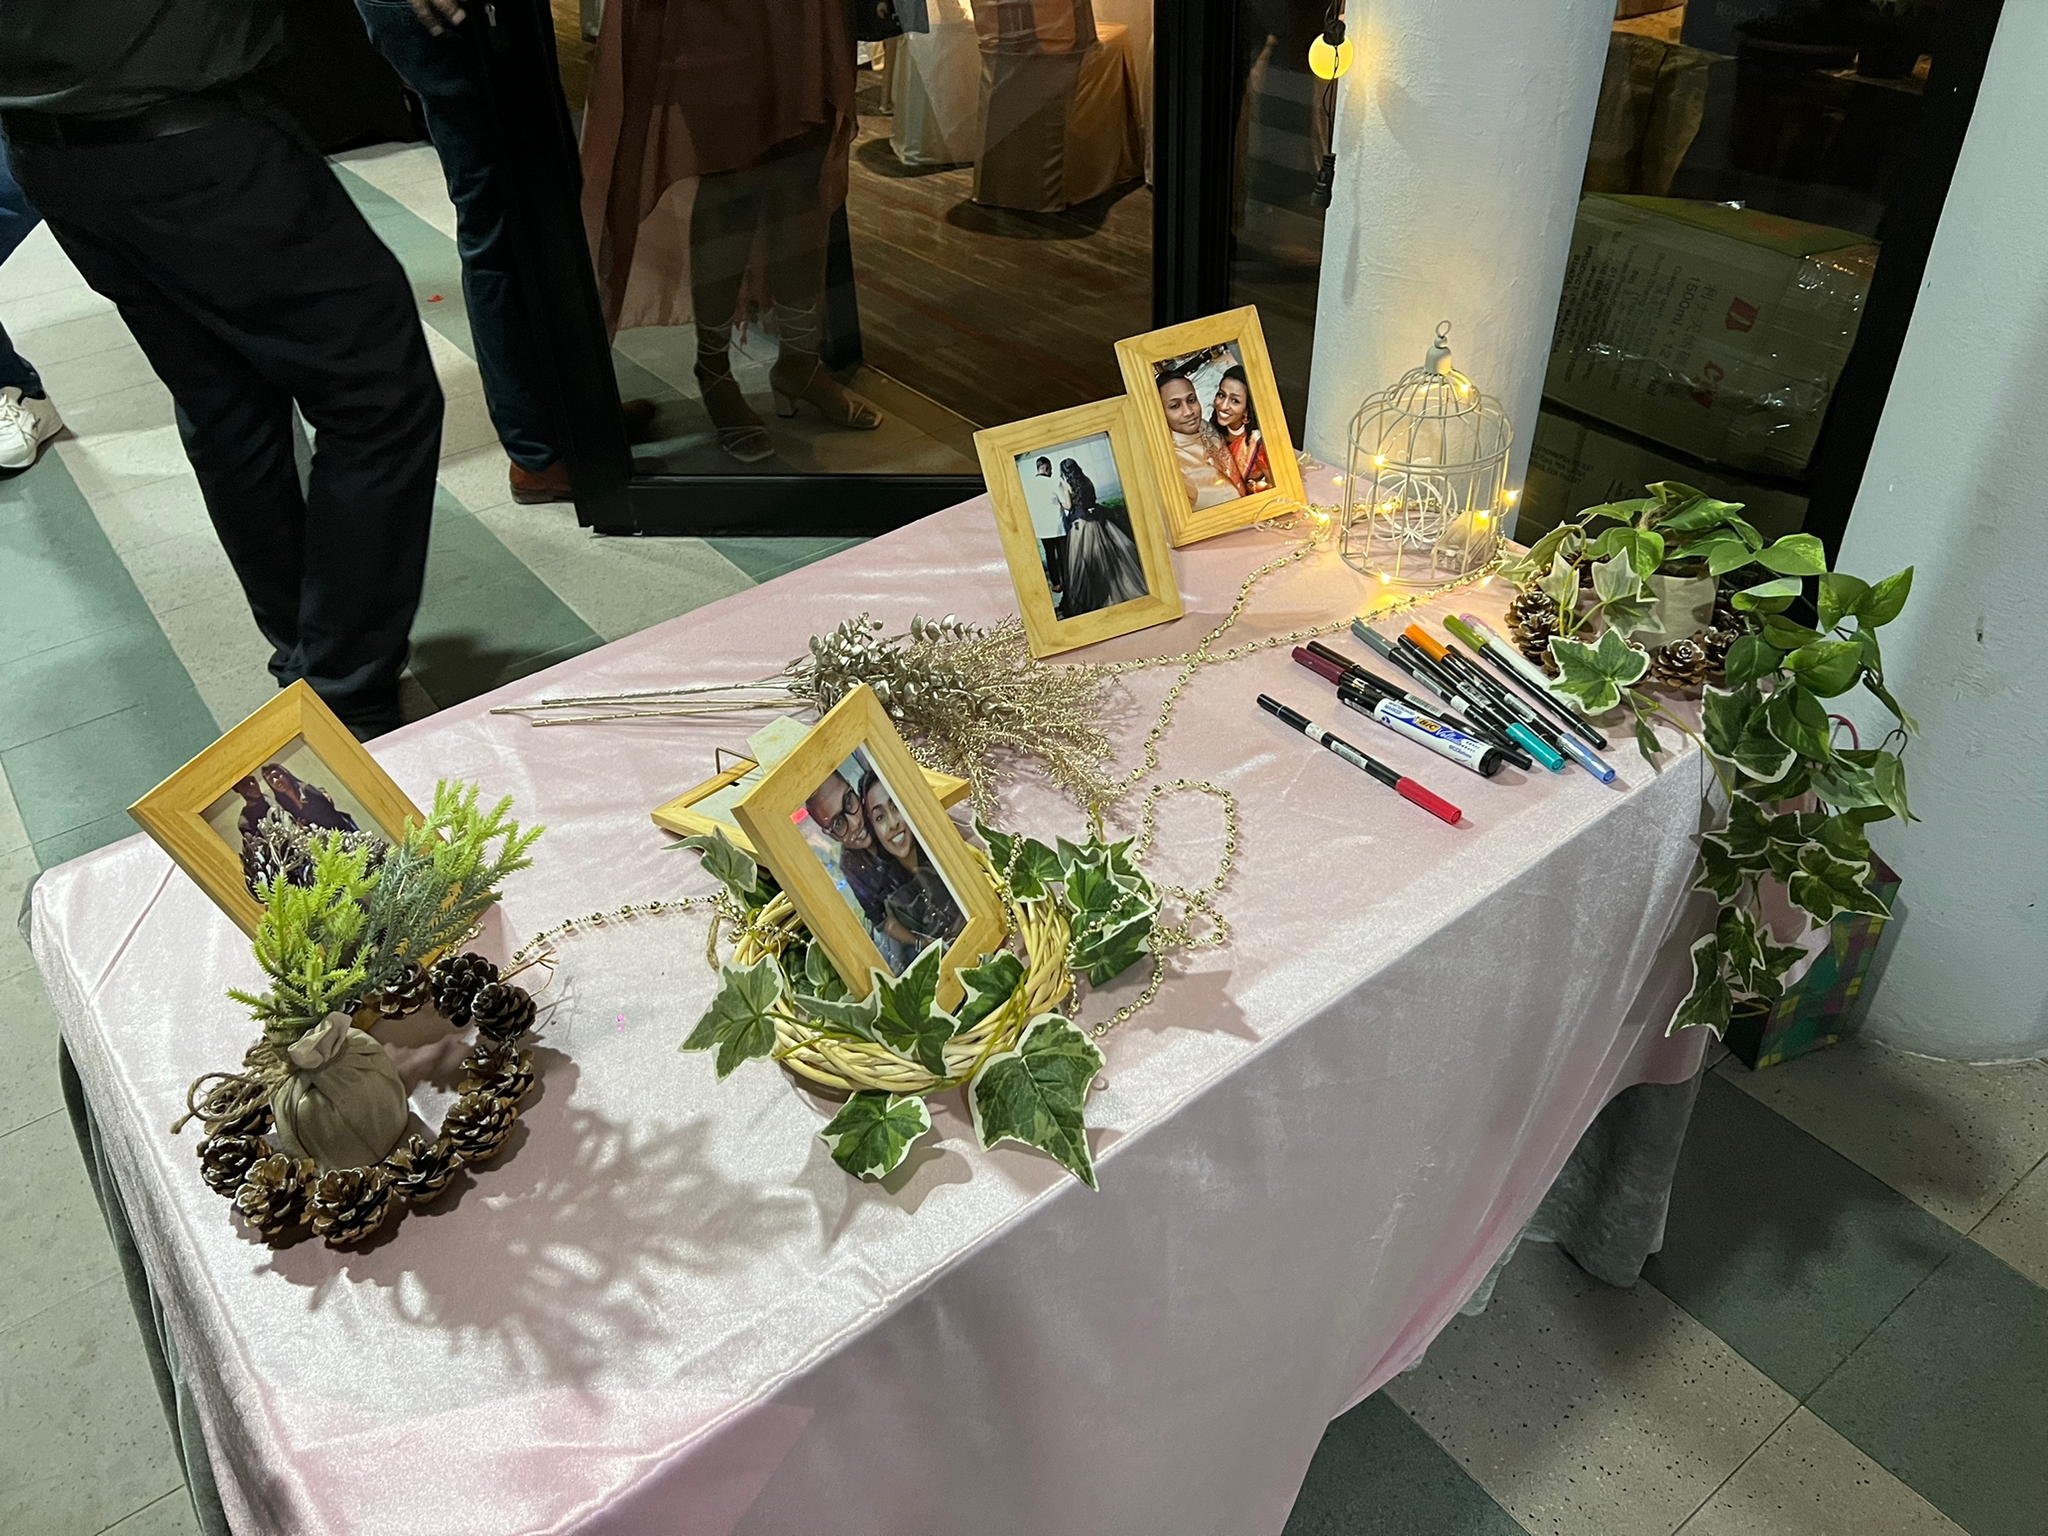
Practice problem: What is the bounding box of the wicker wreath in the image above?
[176,958,544,1249]
[734,876,1072,1097]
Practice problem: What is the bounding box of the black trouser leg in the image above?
[13,110,442,732]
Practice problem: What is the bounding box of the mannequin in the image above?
[580,0,883,461]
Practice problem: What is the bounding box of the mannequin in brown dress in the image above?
[580,0,883,461]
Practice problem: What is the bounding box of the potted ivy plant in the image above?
[1503,484,1916,1037]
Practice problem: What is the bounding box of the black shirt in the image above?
[0,0,282,117]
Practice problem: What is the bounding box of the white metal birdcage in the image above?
[1341,323,1513,585]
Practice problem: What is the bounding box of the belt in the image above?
[2,91,243,149]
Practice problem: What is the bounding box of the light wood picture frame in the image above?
[732,686,1005,1011]
[1115,304,1305,546]
[129,680,426,936]
[973,395,1184,658]
[653,755,973,853]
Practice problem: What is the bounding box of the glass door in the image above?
[472,0,1334,535]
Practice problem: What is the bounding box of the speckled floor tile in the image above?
[1285,1391,1525,1536]
[1384,1242,1794,1536]
[102,1487,203,1536]
[1808,1242,2048,1536]
[0,1110,118,1335]
[0,968,63,1136]
[1673,1408,1965,1535]
[1971,1155,2048,1287]
[0,1274,184,1536]
[1721,1040,2048,1231]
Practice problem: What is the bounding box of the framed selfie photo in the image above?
[129,680,426,936]
[974,395,1184,659]
[732,685,1005,1011]
[1115,304,1305,546]
[652,716,973,853]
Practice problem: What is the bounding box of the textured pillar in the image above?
[1302,0,1613,514]
[1835,4,2048,1062]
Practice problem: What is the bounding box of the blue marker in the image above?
[1557,730,1618,784]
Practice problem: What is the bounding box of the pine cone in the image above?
[234,1153,316,1237]
[1649,636,1710,688]
[310,1166,396,1248]
[428,952,499,1026]
[383,1134,464,1206]
[1700,624,1741,674]
[442,1091,519,1165]
[207,1098,273,1139]
[1505,588,1562,675]
[459,1042,536,1106]
[199,1133,265,1197]
[469,981,535,1044]
[365,961,430,1019]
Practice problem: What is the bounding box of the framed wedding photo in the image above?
[1115,305,1304,546]
[974,395,1184,658]
[129,680,426,936]
[732,685,1005,1011]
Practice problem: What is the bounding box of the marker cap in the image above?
[1397,778,1462,825]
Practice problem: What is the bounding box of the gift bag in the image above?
[1723,852,1901,1070]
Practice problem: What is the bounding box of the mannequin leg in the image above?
[689,166,773,463]
[761,150,882,432]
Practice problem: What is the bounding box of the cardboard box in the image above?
[1545,195,1876,477]
[1518,405,1809,546]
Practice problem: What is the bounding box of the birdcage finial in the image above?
[1425,321,1454,376]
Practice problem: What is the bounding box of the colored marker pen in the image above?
[1448,614,1612,750]
[1304,641,1532,768]
[1403,626,1569,771]
[1257,695,1463,824]
[1336,678,1505,776]
[1352,623,1547,773]
[1556,729,1619,785]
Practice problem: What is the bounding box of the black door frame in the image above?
[483,0,1241,537]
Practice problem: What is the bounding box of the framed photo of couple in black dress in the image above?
[1116,305,1305,547]
[129,680,425,935]
[974,395,1184,660]
[732,685,1006,1013]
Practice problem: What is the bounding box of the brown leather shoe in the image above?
[509,459,573,504]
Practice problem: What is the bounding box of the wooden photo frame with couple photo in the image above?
[1116,305,1305,546]
[129,680,426,936]
[732,686,1006,1013]
[974,394,1184,660]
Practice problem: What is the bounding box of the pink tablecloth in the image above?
[34,490,1706,1536]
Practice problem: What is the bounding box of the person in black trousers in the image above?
[1,0,442,738]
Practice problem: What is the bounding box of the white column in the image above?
[1302,0,1613,502]
[1835,3,2048,1062]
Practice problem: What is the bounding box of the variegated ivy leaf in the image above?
[969,1014,1104,1189]
[682,956,784,1078]
[795,986,884,1043]
[803,940,850,1002]
[1667,933,1733,1038]
[975,819,1062,900]
[1063,857,1157,986]
[819,1091,932,1181]
[1548,628,1650,715]
[1589,553,1656,639]
[1536,550,1580,610]
[870,941,962,1076]
[955,950,1024,1033]
[677,830,759,902]
[1787,844,1892,925]
[1693,837,1754,903]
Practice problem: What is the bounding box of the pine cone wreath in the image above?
[310,1166,396,1249]
[459,1041,536,1106]
[365,961,431,1019]
[199,1133,266,1197]
[1505,588,1562,674]
[442,1090,519,1166]
[383,1134,464,1206]
[234,1152,317,1238]
[469,980,535,1045]
[1649,636,1710,689]
[428,952,499,1026]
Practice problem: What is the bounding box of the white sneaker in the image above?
[0,386,63,470]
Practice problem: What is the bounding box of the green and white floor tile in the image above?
[2,144,2044,1536]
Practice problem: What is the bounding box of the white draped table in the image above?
[35,489,1707,1536]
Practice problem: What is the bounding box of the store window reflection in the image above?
[556,0,1156,478]
[1521,0,1966,546]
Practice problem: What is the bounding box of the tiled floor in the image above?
[2,144,2044,1536]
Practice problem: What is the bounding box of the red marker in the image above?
[1257,695,1463,825]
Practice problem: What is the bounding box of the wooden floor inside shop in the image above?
[843,103,1153,431]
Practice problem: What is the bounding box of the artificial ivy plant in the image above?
[1504,483,1916,1038]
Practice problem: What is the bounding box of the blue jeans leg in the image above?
[0,134,47,397]
[353,1,559,469]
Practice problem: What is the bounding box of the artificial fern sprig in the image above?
[355,779,543,984]
[226,835,378,1045]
